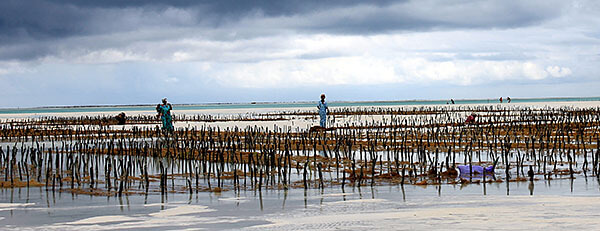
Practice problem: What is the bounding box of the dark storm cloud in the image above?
[0,0,566,62]
[0,0,400,42]
[42,0,400,15]
[0,0,89,42]
[290,1,564,34]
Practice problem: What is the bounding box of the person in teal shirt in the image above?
[156,98,174,132]
[317,94,328,128]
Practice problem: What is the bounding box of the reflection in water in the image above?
[282,190,287,210]
[303,189,307,208]
[400,184,406,202]
[319,188,324,208]
[371,187,375,199]
[483,181,487,195]
[161,193,166,210]
[0,177,599,230]
[119,196,124,212]
[529,182,534,195]
[259,190,263,211]
[570,178,574,193]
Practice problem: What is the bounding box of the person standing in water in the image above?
[317,94,328,128]
[156,98,174,132]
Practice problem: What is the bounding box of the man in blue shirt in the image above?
[317,94,328,128]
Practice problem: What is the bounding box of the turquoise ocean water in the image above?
[1,97,599,115]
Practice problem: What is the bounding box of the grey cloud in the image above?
[285,1,565,34]
[0,1,89,43]
[42,0,400,16]
[0,0,399,42]
[2,0,566,38]
[0,0,569,62]
[0,43,53,61]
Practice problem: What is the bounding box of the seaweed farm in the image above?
[2,105,600,194]
[2,104,600,230]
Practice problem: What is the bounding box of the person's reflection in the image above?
[528,181,534,196]
[528,165,535,195]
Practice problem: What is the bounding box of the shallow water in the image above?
[2,97,600,115]
[1,177,599,230]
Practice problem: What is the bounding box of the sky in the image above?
[0,0,599,107]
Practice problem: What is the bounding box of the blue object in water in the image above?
[457,165,495,175]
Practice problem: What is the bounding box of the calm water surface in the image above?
[1,177,599,230]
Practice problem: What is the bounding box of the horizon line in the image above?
[2,95,600,110]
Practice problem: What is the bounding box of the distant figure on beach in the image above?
[451,99,455,104]
[156,98,174,132]
[465,113,477,124]
[317,94,328,128]
[507,97,511,103]
[499,97,503,103]
[115,112,126,125]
